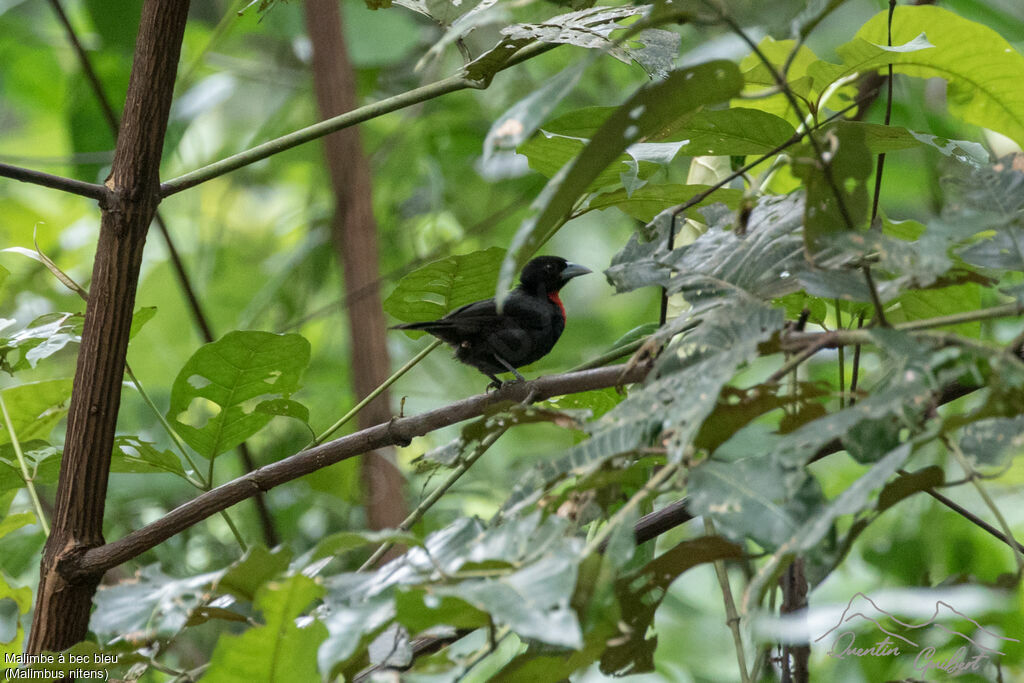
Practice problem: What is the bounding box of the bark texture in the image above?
[304,0,408,530]
[28,0,191,655]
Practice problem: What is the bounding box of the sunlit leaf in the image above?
[203,575,326,683]
[385,247,505,325]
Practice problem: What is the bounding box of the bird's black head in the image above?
[518,256,592,294]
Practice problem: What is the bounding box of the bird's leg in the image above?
[493,354,525,383]
[485,374,504,391]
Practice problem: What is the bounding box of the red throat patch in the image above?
[548,291,566,319]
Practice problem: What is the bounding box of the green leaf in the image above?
[600,536,743,675]
[90,564,224,640]
[607,193,806,303]
[0,570,32,661]
[745,443,914,608]
[384,247,506,325]
[517,132,665,192]
[792,122,872,250]
[688,455,824,549]
[484,63,588,160]
[110,436,187,477]
[848,6,1024,147]
[889,284,983,338]
[843,122,989,162]
[464,5,661,83]
[659,107,797,155]
[587,183,744,222]
[959,228,1024,271]
[0,512,35,539]
[253,398,311,424]
[218,545,293,602]
[436,550,582,648]
[959,417,1024,468]
[312,529,421,561]
[0,313,82,374]
[502,6,656,66]
[129,306,157,339]
[395,588,490,632]
[499,60,744,298]
[203,576,327,683]
[0,379,73,446]
[167,331,311,460]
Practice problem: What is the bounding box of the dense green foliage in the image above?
[2,0,1024,680]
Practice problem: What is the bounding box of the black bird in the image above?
[392,256,591,387]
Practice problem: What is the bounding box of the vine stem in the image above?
[943,436,1024,575]
[311,338,442,446]
[0,392,51,535]
[705,517,750,683]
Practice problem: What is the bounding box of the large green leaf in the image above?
[384,247,506,325]
[606,193,807,303]
[586,183,744,222]
[167,331,311,460]
[823,6,1024,146]
[658,107,797,155]
[498,60,744,299]
[203,575,327,683]
[688,454,824,550]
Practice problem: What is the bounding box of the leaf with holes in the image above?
[167,331,311,460]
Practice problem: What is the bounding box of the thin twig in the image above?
[861,265,889,327]
[835,299,846,409]
[943,437,1024,575]
[869,0,897,225]
[312,339,443,446]
[0,161,106,200]
[359,425,508,571]
[0,393,51,535]
[705,517,750,683]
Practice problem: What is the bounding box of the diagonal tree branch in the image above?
[72,363,653,577]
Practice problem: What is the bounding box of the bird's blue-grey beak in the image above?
[561,262,592,281]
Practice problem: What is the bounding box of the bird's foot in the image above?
[486,377,524,392]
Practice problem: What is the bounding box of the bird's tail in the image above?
[390,320,446,331]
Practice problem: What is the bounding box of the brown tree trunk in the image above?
[303,0,407,531]
[28,0,191,655]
